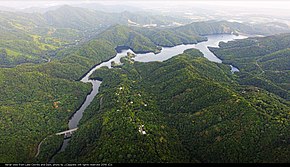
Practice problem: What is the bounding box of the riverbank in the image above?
[47,33,248,163]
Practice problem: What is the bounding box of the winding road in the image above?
[35,135,53,158]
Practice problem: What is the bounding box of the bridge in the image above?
[56,128,78,139]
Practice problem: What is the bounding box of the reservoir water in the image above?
[48,34,247,162]
[133,34,247,63]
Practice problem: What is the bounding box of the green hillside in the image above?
[2,5,290,67]
[176,21,290,36]
[55,49,290,163]
[0,63,91,163]
[0,10,77,67]
[0,30,119,163]
[210,33,290,100]
[1,6,290,163]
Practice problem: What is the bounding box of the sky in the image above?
[1,0,290,10]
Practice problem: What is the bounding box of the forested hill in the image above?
[176,20,290,36]
[1,5,290,67]
[95,24,206,53]
[23,20,289,79]
[209,33,290,100]
[1,5,290,163]
[55,48,290,163]
[42,5,185,30]
[1,6,181,67]
[96,20,290,52]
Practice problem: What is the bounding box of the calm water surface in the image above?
[49,34,247,162]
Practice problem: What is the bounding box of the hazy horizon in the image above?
[1,0,290,10]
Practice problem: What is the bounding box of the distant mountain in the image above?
[1,4,290,68]
[92,20,290,52]
[177,20,290,36]
[0,6,17,12]
[43,5,108,30]
[71,3,143,13]
[21,5,62,14]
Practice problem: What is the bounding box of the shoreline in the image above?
[48,33,246,163]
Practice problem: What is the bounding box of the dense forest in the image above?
[0,63,91,162]
[209,33,290,100]
[56,49,290,163]
[0,4,290,163]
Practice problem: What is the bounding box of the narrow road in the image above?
[255,57,265,75]
[35,134,53,158]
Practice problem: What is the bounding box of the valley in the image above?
[47,34,246,162]
[0,1,290,164]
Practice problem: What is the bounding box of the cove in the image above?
[48,34,247,162]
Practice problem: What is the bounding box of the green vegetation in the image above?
[0,9,131,163]
[33,135,63,163]
[210,33,290,100]
[56,49,290,163]
[2,5,289,67]
[0,11,74,67]
[0,6,193,67]
[93,20,290,54]
[0,20,123,162]
[176,21,290,36]
[0,63,91,163]
[1,5,290,163]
